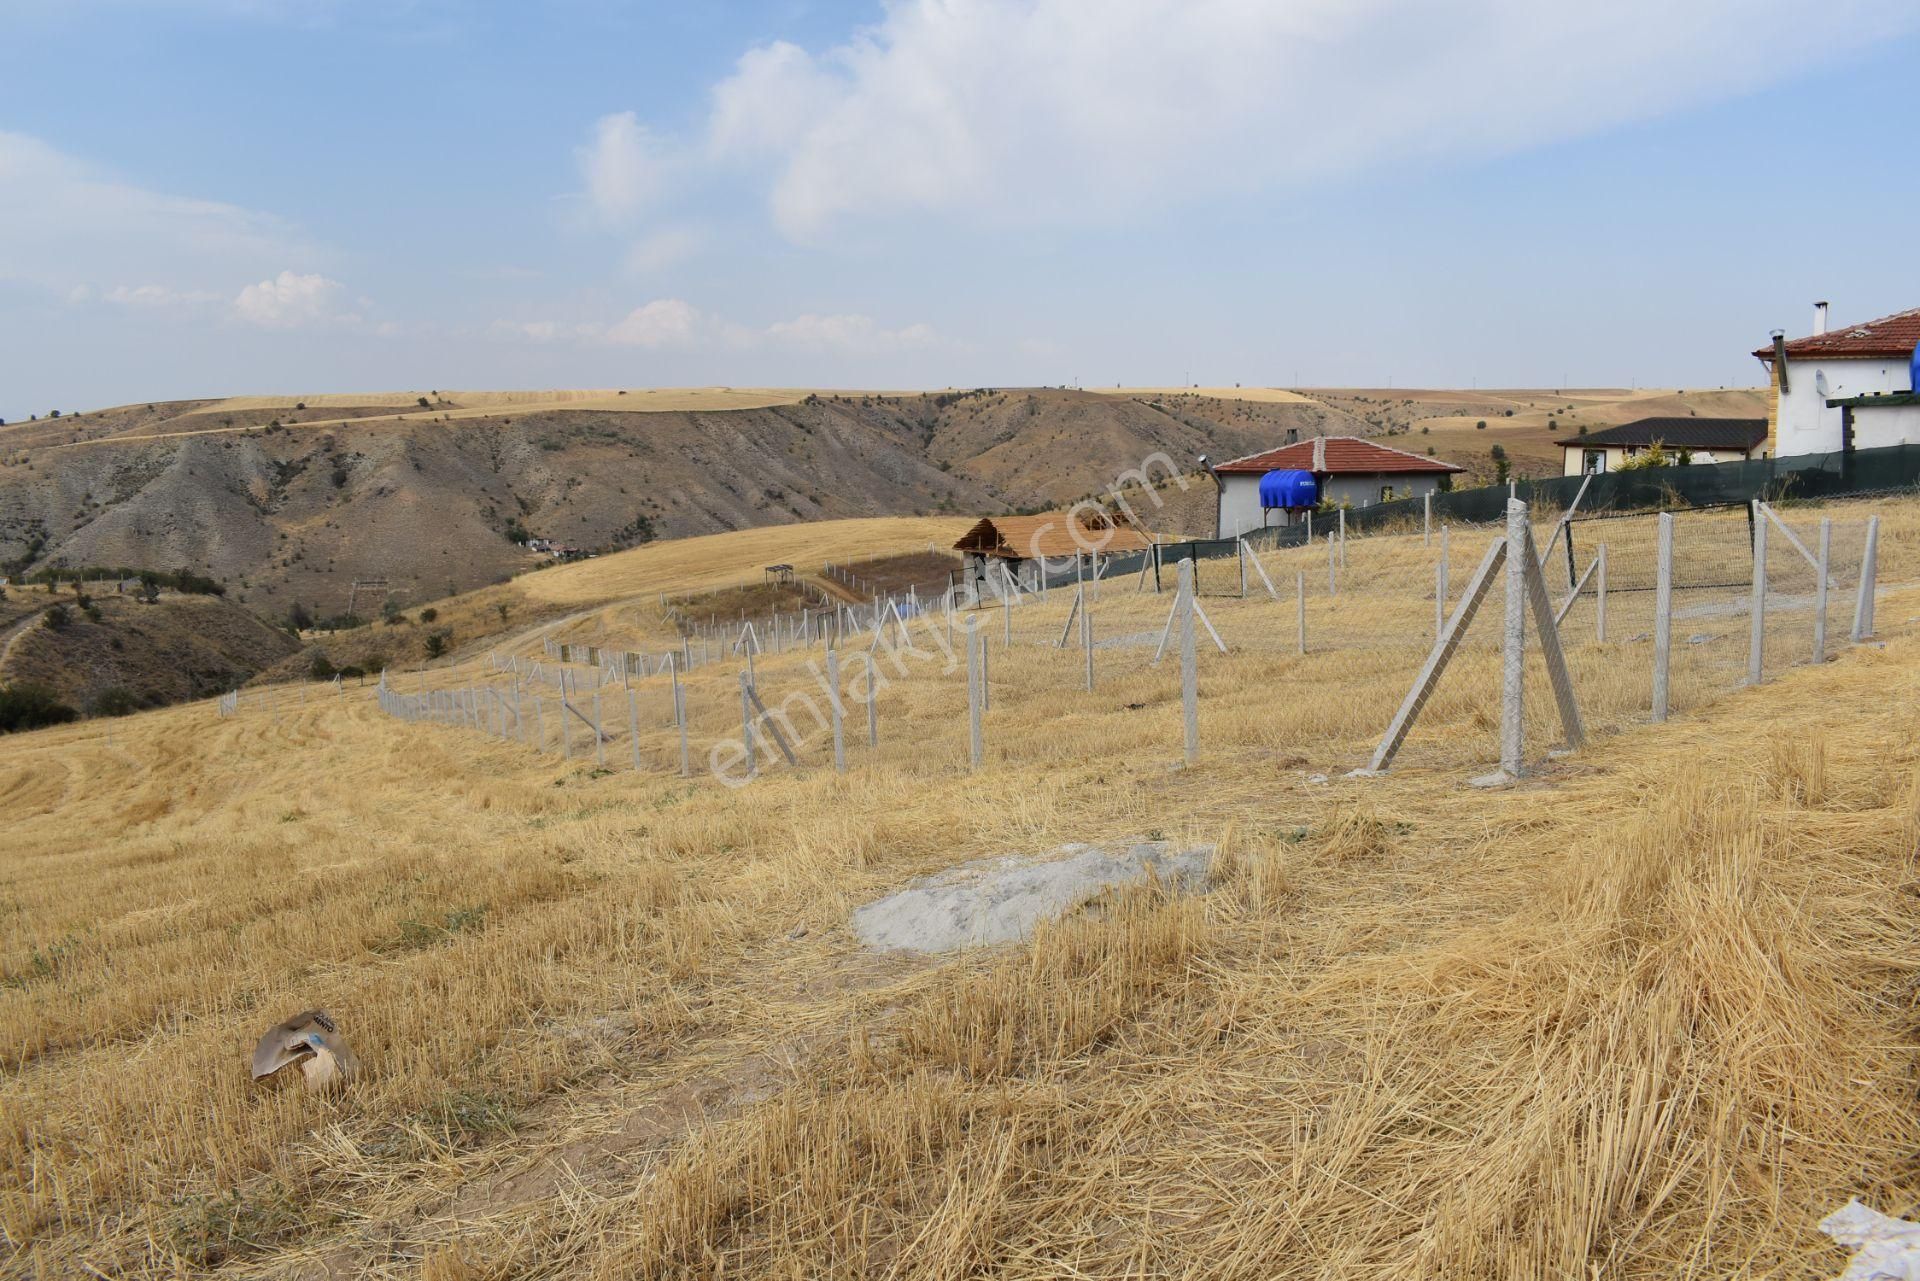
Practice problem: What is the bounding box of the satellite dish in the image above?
[1814,370,1830,398]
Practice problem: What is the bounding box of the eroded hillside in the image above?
[0,389,1341,618]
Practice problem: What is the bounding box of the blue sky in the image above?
[2,0,1917,421]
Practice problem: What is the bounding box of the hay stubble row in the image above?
[1,500,1917,1277]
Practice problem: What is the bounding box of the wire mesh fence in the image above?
[325,497,1897,782]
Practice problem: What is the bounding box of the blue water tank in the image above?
[1910,340,1919,393]
[1258,468,1319,510]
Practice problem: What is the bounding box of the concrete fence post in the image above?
[1326,532,1336,595]
[1338,507,1347,567]
[672,653,690,778]
[739,673,757,778]
[1595,543,1607,643]
[1179,558,1198,766]
[1852,514,1879,642]
[1748,499,1767,685]
[866,657,878,747]
[1435,560,1445,645]
[1652,512,1673,722]
[1500,499,1527,777]
[1815,517,1831,662]
[1296,569,1307,654]
[1082,576,1095,690]
[828,647,845,772]
[628,688,641,771]
[966,622,983,770]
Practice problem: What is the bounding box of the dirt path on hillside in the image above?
[0,608,46,672]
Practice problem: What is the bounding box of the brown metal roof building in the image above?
[954,510,1150,598]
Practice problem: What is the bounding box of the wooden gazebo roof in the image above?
[954,510,1152,560]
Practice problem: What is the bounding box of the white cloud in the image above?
[605,298,708,348]
[488,318,605,343]
[577,111,669,225]
[690,0,1918,238]
[232,269,349,328]
[103,283,221,309]
[503,299,940,356]
[765,313,938,355]
[0,130,315,294]
[623,226,705,274]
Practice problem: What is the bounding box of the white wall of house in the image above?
[1216,471,1450,537]
[1775,356,1914,456]
[1850,404,1920,449]
[1560,444,1754,476]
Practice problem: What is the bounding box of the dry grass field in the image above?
[3,497,1917,1278]
[56,390,888,447]
[1089,387,1323,406]
[1310,387,1769,485]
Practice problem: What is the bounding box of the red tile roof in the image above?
[1752,306,1920,361]
[1215,436,1464,476]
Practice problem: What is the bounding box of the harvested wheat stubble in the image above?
[2,497,1918,1278]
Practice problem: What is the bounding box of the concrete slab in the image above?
[849,840,1213,954]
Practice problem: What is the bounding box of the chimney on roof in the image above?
[1813,301,1829,336]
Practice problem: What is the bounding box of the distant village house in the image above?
[1210,436,1463,539]
[1558,418,1767,476]
[1757,302,1920,456]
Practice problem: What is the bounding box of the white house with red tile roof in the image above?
[1753,303,1920,457]
[1210,436,1464,538]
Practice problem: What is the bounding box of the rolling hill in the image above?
[0,384,1764,632]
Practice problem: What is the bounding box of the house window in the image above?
[1379,484,1395,503]
[1582,449,1606,475]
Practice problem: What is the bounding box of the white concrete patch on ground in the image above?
[1819,1199,1920,1280]
[850,840,1213,954]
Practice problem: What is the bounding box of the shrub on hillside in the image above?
[419,607,438,623]
[0,683,78,732]
[43,603,71,631]
[89,686,142,718]
[423,630,451,658]
[308,651,338,681]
